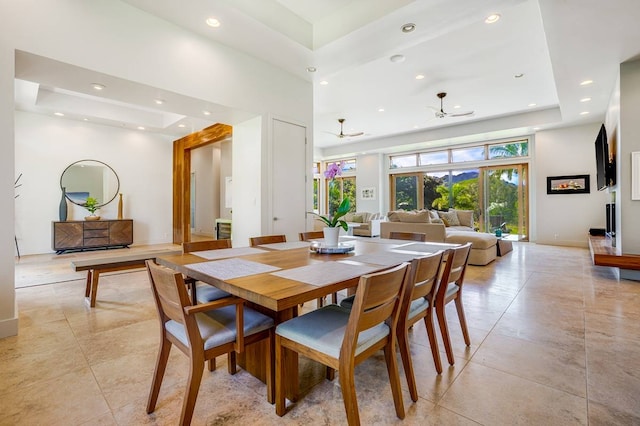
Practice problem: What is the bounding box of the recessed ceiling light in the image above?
[390,54,405,63]
[319,80,328,85]
[91,83,105,91]
[415,74,425,80]
[205,17,220,27]
[453,105,461,109]
[580,80,593,86]
[306,66,317,73]
[401,23,416,33]
[54,112,64,116]
[533,127,541,130]
[580,111,590,115]
[154,99,165,105]
[528,103,537,107]
[83,118,89,121]
[178,124,186,128]
[203,110,211,116]
[137,126,145,130]
[485,14,501,24]
[378,108,385,112]
[580,97,592,102]
[514,73,524,78]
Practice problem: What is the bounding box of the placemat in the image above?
[193,247,267,260]
[186,258,280,280]
[392,243,453,253]
[270,262,377,286]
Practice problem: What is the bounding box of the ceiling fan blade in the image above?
[344,131,364,137]
[448,110,474,117]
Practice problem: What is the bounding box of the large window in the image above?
[324,159,357,215]
[389,139,530,240]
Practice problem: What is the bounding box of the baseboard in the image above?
[535,239,588,248]
[0,315,18,339]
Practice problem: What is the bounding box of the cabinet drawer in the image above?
[84,237,110,247]
[84,221,109,230]
[84,229,108,238]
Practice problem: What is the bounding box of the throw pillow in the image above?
[452,209,474,228]
[438,210,460,226]
[351,214,364,223]
[387,211,400,222]
[398,210,430,223]
[428,210,439,221]
[441,217,450,227]
[431,217,444,224]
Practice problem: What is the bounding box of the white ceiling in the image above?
[14,0,640,151]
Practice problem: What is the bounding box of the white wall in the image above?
[15,111,174,254]
[191,144,215,237]
[219,141,232,220]
[355,153,385,215]
[534,123,609,246]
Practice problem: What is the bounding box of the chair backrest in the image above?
[389,231,427,242]
[436,243,472,302]
[249,235,287,246]
[406,251,445,304]
[298,231,324,241]
[182,239,231,253]
[341,263,410,358]
[146,260,194,330]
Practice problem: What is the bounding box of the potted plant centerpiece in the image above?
[83,196,101,220]
[308,162,350,246]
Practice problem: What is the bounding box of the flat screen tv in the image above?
[594,124,609,191]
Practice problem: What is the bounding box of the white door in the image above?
[271,119,307,241]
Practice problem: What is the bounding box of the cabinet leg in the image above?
[90,270,100,307]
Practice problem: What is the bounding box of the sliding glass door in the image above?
[479,165,528,241]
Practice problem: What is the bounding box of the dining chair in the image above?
[182,239,232,305]
[434,242,473,366]
[396,251,445,402]
[389,231,427,242]
[249,234,287,246]
[299,231,337,306]
[145,260,275,426]
[275,262,410,425]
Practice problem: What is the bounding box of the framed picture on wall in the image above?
[546,174,590,194]
[360,187,376,200]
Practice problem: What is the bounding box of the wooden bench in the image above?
[72,249,182,307]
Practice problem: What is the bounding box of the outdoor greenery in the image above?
[328,178,356,216]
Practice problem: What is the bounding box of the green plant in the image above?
[84,197,99,214]
[309,198,351,231]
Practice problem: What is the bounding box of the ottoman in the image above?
[445,231,497,266]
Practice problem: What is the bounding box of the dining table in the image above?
[156,237,459,400]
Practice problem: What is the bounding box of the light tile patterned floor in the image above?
[3,242,640,425]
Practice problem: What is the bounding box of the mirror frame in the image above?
[60,159,120,207]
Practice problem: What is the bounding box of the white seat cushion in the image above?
[195,283,231,303]
[276,304,389,359]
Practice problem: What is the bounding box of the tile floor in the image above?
[3,242,640,425]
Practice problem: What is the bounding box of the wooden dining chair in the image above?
[249,234,287,246]
[389,231,427,242]
[145,260,275,426]
[434,242,473,366]
[275,262,410,425]
[299,231,337,306]
[182,239,233,305]
[397,251,445,402]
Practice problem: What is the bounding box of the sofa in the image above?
[314,212,384,237]
[380,209,497,266]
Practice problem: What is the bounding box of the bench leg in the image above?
[90,270,100,307]
[84,271,92,297]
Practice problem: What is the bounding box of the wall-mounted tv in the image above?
[594,124,610,191]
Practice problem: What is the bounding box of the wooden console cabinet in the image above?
[52,220,133,254]
[588,234,640,270]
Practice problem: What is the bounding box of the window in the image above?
[419,151,448,165]
[327,177,356,214]
[390,154,417,169]
[488,140,529,159]
[451,146,485,163]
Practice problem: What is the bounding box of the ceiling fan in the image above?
[430,92,474,119]
[332,118,364,138]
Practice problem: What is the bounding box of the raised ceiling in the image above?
[14,0,640,152]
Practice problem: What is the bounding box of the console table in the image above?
[52,219,133,254]
[588,234,640,270]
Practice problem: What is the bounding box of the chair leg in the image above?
[147,337,172,414]
[331,292,338,304]
[265,330,275,404]
[228,351,237,375]
[383,339,405,420]
[180,353,205,426]
[436,305,455,366]
[397,326,418,402]
[338,358,360,426]
[317,296,325,307]
[454,297,471,346]
[326,366,335,381]
[275,335,287,416]
[424,310,443,374]
[207,357,216,372]
[189,280,197,305]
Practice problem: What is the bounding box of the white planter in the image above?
[323,227,340,246]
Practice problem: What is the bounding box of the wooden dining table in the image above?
[156,238,458,400]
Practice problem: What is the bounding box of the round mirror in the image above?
[60,160,120,207]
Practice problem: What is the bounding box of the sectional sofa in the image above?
[380,209,497,266]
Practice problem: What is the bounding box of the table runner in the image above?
[185,258,280,280]
[193,247,267,260]
[270,262,378,286]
